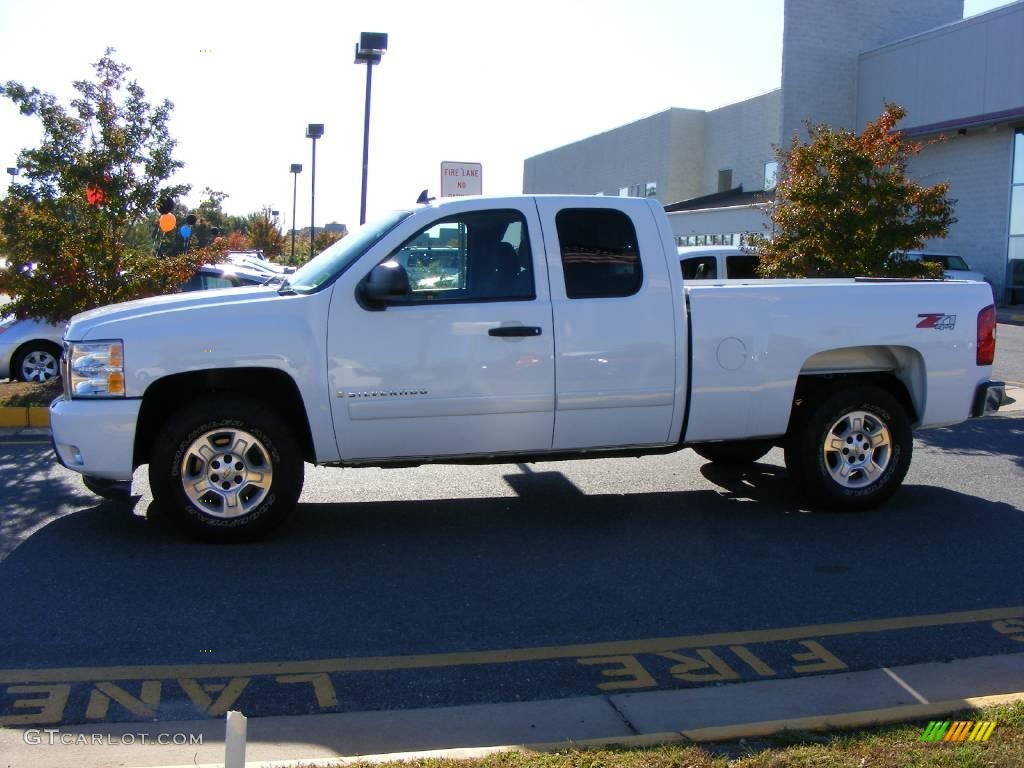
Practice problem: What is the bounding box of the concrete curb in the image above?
[134,691,1024,768]
[2,652,1020,768]
[0,405,49,428]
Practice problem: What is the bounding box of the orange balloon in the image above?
[159,213,176,233]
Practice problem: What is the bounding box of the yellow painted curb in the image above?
[27,406,50,427]
[0,407,29,427]
[0,406,49,428]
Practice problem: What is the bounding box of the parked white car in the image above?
[903,251,987,283]
[678,246,760,280]
[1,263,271,382]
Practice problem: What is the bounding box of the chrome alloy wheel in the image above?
[822,410,892,489]
[21,350,58,382]
[180,428,273,518]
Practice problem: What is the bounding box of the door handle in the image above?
[488,325,542,337]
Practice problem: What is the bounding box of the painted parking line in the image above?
[2,605,1020,685]
[2,606,1022,727]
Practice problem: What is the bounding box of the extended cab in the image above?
[50,196,1004,540]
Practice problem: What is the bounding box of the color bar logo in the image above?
[921,721,996,742]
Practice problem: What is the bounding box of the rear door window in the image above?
[555,208,642,299]
[725,255,760,279]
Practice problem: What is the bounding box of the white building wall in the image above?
[668,206,771,243]
[703,90,782,194]
[780,0,963,141]
[910,127,1014,302]
[522,109,705,203]
[857,1,1024,131]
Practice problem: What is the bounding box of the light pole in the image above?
[5,167,17,190]
[305,124,324,259]
[355,32,388,225]
[289,163,302,262]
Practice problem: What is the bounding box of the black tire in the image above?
[83,474,132,501]
[149,396,304,542]
[784,383,912,511]
[12,341,61,382]
[692,440,773,465]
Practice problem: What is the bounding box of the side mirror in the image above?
[360,260,410,307]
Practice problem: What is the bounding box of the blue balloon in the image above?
[180,224,192,238]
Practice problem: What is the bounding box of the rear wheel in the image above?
[149,396,303,542]
[692,440,773,465]
[13,342,61,382]
[784,384,911,511]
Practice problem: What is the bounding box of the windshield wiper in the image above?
[277,279,296,295]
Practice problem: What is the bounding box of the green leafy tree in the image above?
[751,104,954,279]
[0,49,211,322]
[247,207,285,258]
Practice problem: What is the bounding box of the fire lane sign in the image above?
[441,161,482,197]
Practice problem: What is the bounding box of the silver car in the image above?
[0,316,65,382]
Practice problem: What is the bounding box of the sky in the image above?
[0,0,1013,231]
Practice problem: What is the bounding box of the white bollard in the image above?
[225,710,247,768]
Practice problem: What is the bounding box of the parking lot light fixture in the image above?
[305,124,324,259]
[289,164,303,262]
[355,32,387,225]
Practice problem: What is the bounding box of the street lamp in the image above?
[355,32,388,225]
[305,124,324,259]
[289,163,302,262]
[6,167,17,190]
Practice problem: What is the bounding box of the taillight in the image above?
[977,304,996,365]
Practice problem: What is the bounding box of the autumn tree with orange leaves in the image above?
[751,104,954,279]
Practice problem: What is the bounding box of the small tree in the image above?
[751,104,954,278]
[0,49,211,322]
[247,207,285,258]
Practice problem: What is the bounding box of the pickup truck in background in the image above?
[50,196,1004,541]
[678,245,760,280]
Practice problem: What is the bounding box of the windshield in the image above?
[286,210,413,293]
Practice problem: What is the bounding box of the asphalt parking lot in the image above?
[1,387,1022,731]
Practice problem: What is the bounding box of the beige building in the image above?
[523,0,1024,304]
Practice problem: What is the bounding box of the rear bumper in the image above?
[970,380,1005,418]
[49,396,141,481]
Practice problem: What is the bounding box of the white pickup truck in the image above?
[50,195,1004,541]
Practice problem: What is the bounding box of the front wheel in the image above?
[149,396,304,542]
[784,384,912,511]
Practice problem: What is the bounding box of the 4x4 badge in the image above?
[917,313,957,330]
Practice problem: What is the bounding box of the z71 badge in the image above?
[917,313,957,330]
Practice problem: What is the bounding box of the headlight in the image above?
[67,340,125,398]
